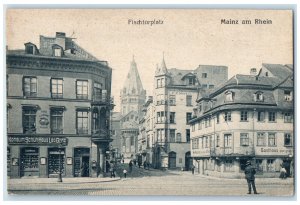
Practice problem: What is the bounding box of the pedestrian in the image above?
[129,160,133,173]
[110,163,115,178]
[143,161,147,169]
[279,165,287,179]
[122,158,124,164]
[191,165,195,175]
[123,169,127,178]
[106,161,110,173]
[244,160,258,194]
[138,161,142,168]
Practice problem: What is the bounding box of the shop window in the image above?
[51,108,63,134]
[48,148,65,176]
[76,80,88,99]
[256,159,264,173]
[267,159,275,172]
[284,133,292,146]
[20,147,39,177]
[224,111,231,122]
[76,110,89,134]
[22,108,37,134]
[7,148,11,175]
[240,133,249,146]
[257,111,265,122]
[268,133,276,147]
[257,133,266,146]
[224,160,234,172]
[23,76,37,97]
[268,112,276,122]
[240,111,248,121]
[284,112,292,123]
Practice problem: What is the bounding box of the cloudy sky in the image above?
[6,9,293,112]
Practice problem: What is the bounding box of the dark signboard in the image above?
[8,136,68,146]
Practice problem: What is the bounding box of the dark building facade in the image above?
[7,32,113,178]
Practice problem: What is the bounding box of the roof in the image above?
[262,63,293,79]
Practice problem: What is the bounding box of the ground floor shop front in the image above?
[193,155,294,178]
[7,135,110,178]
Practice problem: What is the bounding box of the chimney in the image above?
[55,32,66,50]
[250,68,257,76]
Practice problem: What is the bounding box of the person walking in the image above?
[279,165,287,179]
[191,165,195,175]
[244,160,258,194]
[123,169,127,178]
[129,160,133,173]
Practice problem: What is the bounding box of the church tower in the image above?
[119,56,146,161]
[120,56,146,116]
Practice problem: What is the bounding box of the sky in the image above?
[6,9,293,112]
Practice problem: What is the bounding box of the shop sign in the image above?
[8,136,68,146]
[192,149,210,156]
[256,147,293,155]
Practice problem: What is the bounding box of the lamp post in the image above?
[57,143,63,182]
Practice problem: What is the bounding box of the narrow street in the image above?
[7,164,294,197]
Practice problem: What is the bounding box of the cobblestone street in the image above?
[7,167,294,197]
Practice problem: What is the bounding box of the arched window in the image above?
[224,90,234,102]
[254,91,264,102]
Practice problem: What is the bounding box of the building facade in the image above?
[7,32,113,178]
[189,64,294,178]
[119,57,146,161]
[152,57,228,170]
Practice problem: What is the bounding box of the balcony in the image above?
[91,128,112,143]
[92,91,114,106]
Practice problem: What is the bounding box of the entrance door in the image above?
[20,147,39,177]
[185,151,192,171]
[48,148,65,177]
[74,148,90,177]
[168,152,176,169]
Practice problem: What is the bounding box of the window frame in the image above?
[76,110,89,134]
[76,80,89,99]
[240,133,249,146]
[23,76,37,97]
[50,108,64,134]
[51,78,63,98]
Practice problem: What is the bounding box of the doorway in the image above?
[74,148,90,177]
[185,151,193,171]
[168,151,176,169]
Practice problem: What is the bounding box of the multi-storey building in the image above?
[189,64,294,178]
[137,96,155,164]
[7,32,113,178]
[110,112,122,160]
[152,57,228,170]
[119,57,146,161]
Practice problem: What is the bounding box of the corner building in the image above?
[152,57,228,170]
[7,32,113,178]
[189,64,294,178]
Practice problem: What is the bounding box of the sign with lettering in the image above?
[8,136,68,146]
[256,147,293,155]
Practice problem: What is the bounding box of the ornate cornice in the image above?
[6,54,111,79]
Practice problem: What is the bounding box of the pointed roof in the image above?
[122,56,145,96]
[155,54,169,76]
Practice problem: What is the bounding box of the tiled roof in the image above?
[262,63,293,79]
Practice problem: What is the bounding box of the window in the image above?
[268,133,276,147]
[284,112,292,123]
[267,159,275,172]
[54,48,62,57]
[170,112,175,123]
[157,79,161,88]
[209,85,214,89]
[224,112,231,122]
[92,111,99,133]
[216,113,220,123]
[198,121,202,130]
[188,77,195,85]
[76,80,88,99]
[93,83,102,101]
[186,112,192,124]
[23,77,37,97]
[186,95,192,106]
[157,111,166,123]
[257,133,266,146]
[130,136,135,146]
[268,112,276,122]
[176,133,181,142]
[169,95,176,105]
[224,134,232,147]
[202,73,207,78]
[200,137,204,148]
[192,138,199,149]
[240,133,249,146]
[191,124,195,132]
[186,129,190,142]
[76,110,88,134]
[161,78,165,87]
[240,111,248,121]
[284,90,292,101]
[257,111,265,122]
[169,129,175,143]
[202,84,207,88]
[265,72,268,77]
[225,91,234,102]
[204,136,208,148]
[50,109,63,134]
[22,108,37,134]
[25,45,34,54]
[216,135,220,147]
[284,133,292,146]
[199,103,202,112]
[51,78,63,98]
[254,91,264,101]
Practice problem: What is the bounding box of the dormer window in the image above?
[254,91,264,102]
[265,72,269,77]
[284,90,292,101]
[188,77,195,85]
[225,90,234,102]
[24,42,38,55]
[26,45,34,54]
[52,44,63,57]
